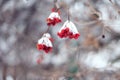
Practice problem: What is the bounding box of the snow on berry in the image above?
[37,33,53,53]
[46,9,61,26]
[57,20,80,39]
[42,33,54,42]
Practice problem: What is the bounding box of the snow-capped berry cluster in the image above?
[37,33,53,53]
[46,8,61,26]
[57,20,80,39]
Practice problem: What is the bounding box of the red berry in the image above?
[37,44,43,50]
[37,44,52,53]
[74,33,80,39]
[51,8,61,14]
[68,32,74,39]
[37,55,44,64]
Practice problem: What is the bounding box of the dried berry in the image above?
[102,35,105,38]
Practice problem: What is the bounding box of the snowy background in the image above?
[0,0,120,80]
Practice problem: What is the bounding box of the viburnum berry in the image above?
[46,8,61,26]
[36,54,44,64]
[36,33,53,53]
[57,20,80,39]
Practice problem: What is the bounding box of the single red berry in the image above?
[37,55,44,64]
[74,33,80,39]
[51,8,55,12]
[51,8,61,14]
[68,32,74,39]
[37,44,43,50]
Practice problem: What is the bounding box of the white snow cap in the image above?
[38,33,52,47]
[60,20,79,34]
[43,33,51,38]
[48,12,61,20]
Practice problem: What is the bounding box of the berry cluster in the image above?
[37,33,53,53]
[47,8,61,26]
[37,44,52,53]
[57,20,80,39]
[57,27,80,39]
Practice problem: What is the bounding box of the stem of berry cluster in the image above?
[54,0,57,3]
[68,8,70,21]
[40,27,50,37]
[53,0,58,11]
[102,27,105,38]
[46,27,50,33]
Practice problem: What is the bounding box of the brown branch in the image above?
[13,66,17,80]
[2,64,7,80]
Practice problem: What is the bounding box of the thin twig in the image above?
[45,27,50,33]
[109,0,120,14]
[67,7,70,21]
